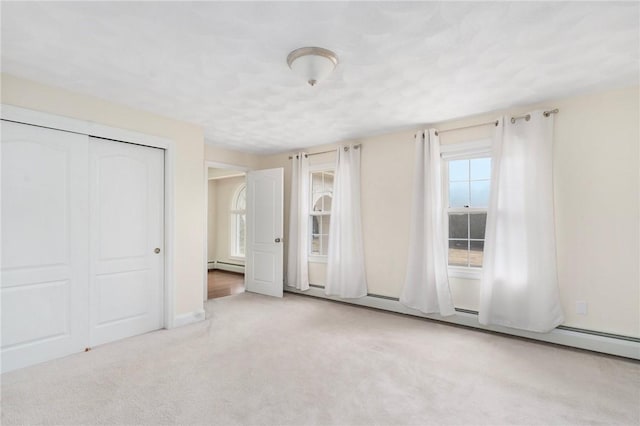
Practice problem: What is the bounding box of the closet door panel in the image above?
[89,138,164,347]
[1,121,89,373]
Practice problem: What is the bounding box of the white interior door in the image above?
[245,168,283,297]
[88,138,164,347]
[1,121,90,372]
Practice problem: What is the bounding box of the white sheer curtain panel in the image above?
[479,112,564,332]
[325,145,368,298]
[400,130,455,316]
[286,152,310,290]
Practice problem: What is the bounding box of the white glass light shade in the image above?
[287,47,338,86]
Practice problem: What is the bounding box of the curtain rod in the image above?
[288,144,361,160]
[434,120,498,136]
[434,108,559,135]
[511,108,559,123]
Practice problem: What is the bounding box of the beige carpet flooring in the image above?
[2,292,638,425]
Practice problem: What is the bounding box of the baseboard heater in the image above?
[289,286,639,360]
[208,260,244,274]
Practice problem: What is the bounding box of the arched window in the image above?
[230,183,246,258]
[309,169,334,257]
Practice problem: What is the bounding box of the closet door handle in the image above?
[154,248,161,254]
[275,238,281,243]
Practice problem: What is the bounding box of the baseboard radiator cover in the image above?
[285,286,640,360]
[208,260,245,274]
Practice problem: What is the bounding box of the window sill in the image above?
[448,266,482,280]
[228,256,245,262]
[308,255,328,264]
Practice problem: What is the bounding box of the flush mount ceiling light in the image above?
[287,47,339,87]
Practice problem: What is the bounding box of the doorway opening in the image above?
[206,164,247,299]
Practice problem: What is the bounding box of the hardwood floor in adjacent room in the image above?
[207,270,245,299]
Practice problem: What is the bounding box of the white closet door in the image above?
[1,121,90,372]
[88,138,164,347]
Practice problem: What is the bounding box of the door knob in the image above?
[154,248,161,254]
[275,238,281,243]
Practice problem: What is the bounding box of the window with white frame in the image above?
[230,183,246,258]
[442,140,492,276]
[309,168,334,258]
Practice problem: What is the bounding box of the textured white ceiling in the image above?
[2,1,638,154]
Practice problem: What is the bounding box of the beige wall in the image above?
[262,85,640,338]
[205,144,260,170]
[1,74,205,317]
[208,168,245,179]
[207,176,246,265]
[552,87,639,336]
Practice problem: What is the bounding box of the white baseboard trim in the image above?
[172,309,206,328]
[285,286,640,360]
[208,261,245,274]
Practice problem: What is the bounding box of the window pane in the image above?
[449,182,469,208]
[449,213,468,238]
[311,216,320,234]
[449,160,469,182]
[230,213,246,257]
[312,172,323,194]
[321,235,329,256]
[232,214,238,255]
[470,180,490,207]
[312,197,323,212]
[469,241,484,267]
[323,172,334,192]
[470,158,491,180]
[322,194,332,212]
[236,186,246,210]
[314,194,331,212]
[321,215,330,235]
[448,240,468,266]
[310,234,321,254]
[470,213,487,239]
[239,214,246,256]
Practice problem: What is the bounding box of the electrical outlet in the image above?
[576,301,588,315]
